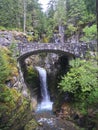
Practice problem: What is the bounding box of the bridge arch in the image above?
[17,42,89,99]
[18,49,75,62]
[17,46,74,98]
[17,42,81,62]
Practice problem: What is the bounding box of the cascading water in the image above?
[34,67,75,130]
[35,66,53,112]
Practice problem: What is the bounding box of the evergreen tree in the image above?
[0,50,10,86]
[54,0,66,25]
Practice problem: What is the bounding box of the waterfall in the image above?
[35,66,53,111]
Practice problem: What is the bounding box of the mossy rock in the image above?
[27,35,33,42]
[24,119,38,130]
[0,46,35,130]
[0,86,34,130]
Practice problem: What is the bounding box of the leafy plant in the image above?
[26,66,37,84]
[80,24,97,42]
[58,59,98,112]
[0,49,10,86]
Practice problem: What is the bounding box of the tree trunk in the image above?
[23,0,26,33]
[96,0,98,64]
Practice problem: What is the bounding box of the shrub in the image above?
[58,59,98,112]
[80,24,97,42]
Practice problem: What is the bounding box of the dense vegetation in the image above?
[0,47,35,130]
[59,58,98,114]
[0,0,97,42]
[0,0,97,129]
[0,47,18,83]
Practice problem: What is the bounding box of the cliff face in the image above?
[21,52,70,103]
[0,87,35,130]
[0,45,37,130]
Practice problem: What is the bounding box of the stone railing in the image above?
[18,42,88,58]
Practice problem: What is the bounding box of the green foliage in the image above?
[9,41,19,57]
[0,87,14,104]
[68,24,77,32]
[0,47,18,108]
[66,0,88,24]
[87,87,98,105]
[0,86,33,130]
[45,17,55,41]
[65,24,77,36]
[0,0,44,33]
[0,0,22,29]
[80,24,97,42]
[0,49,10,85]
[0,26,6,31]
[54,0,66,24]
[27,35,33,42]
[58,59,98,112]
[26,66,37,84]
[0,47,18,79]
[0,0,96,42]
[83,0,96,14]
[24,119,38,130]
[0,47,33,130]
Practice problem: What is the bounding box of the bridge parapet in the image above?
[18,42,85,58]
[18,41,97,61]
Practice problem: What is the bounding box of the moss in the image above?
[0,85,34,130]
[24,119,38,130]
[27,35,33,42]
[0,46,18,80]
[26,66,38,84]
[0,46,34,130]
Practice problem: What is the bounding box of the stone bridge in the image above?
[18,42,89,61]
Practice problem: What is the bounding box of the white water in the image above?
[35,66,53,111]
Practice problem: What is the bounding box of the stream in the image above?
[34,112,71,130]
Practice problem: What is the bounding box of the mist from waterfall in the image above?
[35,66,53,112]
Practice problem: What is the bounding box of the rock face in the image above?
[24,119,38,130]
[22,53,70,102]
[0,38,37,130]
[0,31,13,46]
[0,86,36,130]
[0,31,27,46]
[60,103,71,118]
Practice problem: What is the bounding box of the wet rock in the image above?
[63,91,74,102]
[73,114,96,129]
[31,98,37,111]
[38,122,43,126]
[0,31,14,46]
[0,89,34,130]
[34,111,79,130]
[77,116,86,127]
[24,119,38,130]
[60,103,71,118]
[72,113,79,120]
